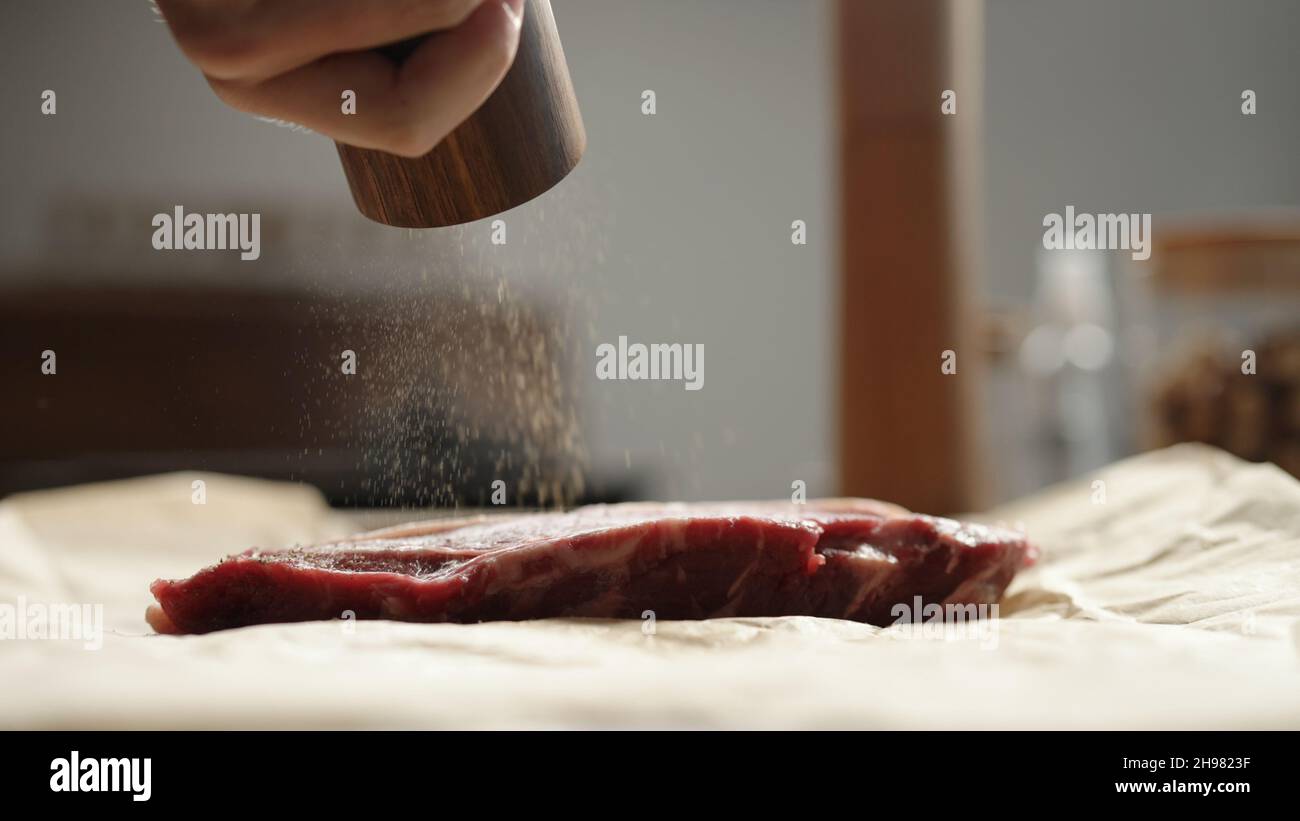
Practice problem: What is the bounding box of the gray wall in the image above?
[9,0,1291,506]
[0,0,837,502]
[983,0,1300,303]
[980,0,1300,502]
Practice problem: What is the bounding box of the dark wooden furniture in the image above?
[0,285,621,506]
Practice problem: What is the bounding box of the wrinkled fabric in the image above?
[2,443,1298,729]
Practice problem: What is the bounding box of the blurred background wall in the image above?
[0,0,836,503]
[984,0,1300,303]
[1,0,1297,507]
[981,0,1300,500]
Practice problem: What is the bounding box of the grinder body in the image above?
[336,0,585,228]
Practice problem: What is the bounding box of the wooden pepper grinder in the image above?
[336,0,585,228]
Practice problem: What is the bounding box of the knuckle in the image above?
[382,115,441,158]
[387,0,480,37]
[482,9,522,71]
[433,0,486,29]
[204,76,255,114]
[487,35,518,75]
[177,19,267,80]
[453,0,490,26]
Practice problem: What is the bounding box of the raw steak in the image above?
[147,499,1035,634]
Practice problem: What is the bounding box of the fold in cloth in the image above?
[1,444,1297,729]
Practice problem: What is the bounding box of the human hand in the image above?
[156,0,525,157]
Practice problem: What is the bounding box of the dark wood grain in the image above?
[337,0,586,228]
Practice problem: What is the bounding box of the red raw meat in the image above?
[147,499,1034,634]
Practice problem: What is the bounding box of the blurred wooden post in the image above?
[837,0,984,513]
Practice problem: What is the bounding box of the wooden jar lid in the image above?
[1141,217,1300,292]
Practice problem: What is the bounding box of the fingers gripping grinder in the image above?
[336,0,586,228]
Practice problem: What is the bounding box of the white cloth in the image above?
[2,444,1298,729]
